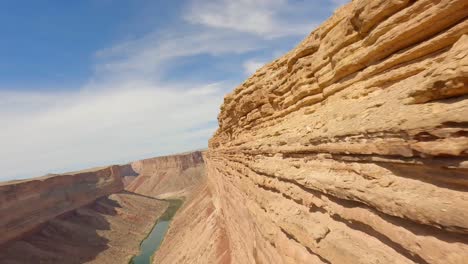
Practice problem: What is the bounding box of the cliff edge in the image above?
[126,151,205,198]
[157,0,468,263]
[0,166,124,246]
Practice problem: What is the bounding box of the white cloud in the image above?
[0,82,225,180]
[1,0,338,180]
[2,26,254,180]
[330,0,350,9]
[94,28,262,79]
[184,0,317,38]
[243,59,267,75]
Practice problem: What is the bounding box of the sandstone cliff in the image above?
[153,180,231,264]
[126,151,205,198]
[157,1,468,263]
[0,166,124,246]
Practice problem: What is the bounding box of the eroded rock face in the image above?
[0,166,124,246]
[163,1,468,263]
[152,180,231,264]
[0,192,167,264]
[126,151,205,198]
[0,151,205,263]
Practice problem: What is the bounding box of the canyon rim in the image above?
[1,0,468,263]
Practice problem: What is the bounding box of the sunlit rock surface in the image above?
[126,151,205,198]
[156,1,468,263]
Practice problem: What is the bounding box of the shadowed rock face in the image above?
[0,192,167,264]
[0,165,124,246]
[0,151,205,263]
[155,1,468,263]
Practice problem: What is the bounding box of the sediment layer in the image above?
[126,151,205,198]
[0,192,167,264]
[163,1,468,263]
[0,166,124,246]
[0,151,206,263]
[152,178,231,264]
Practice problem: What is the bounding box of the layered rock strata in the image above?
[0,192,167,264]
[152,177,231,264]
[126,151,205,198]
[0,151,206,263]
[0,166,124,246]
[161,1,468,263]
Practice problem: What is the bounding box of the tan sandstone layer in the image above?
[152,176,231,264]
[157,0,468,263]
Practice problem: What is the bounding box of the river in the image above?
[129,199,183,264]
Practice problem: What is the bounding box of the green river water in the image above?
[129,199,183,264]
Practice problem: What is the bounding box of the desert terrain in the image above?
[1,0,467,263]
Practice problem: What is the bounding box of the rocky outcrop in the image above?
[118,164,139,187]
[161,1,468,263]
[0,166,124,246]
[0,192,167,264]
[126,151,205,198]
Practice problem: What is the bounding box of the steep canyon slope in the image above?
[0,151,205,263]
[0,166,124,246]
[126,151,205,198]
[156,0,468,263]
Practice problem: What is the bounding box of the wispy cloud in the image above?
[330,0,350,9]
[243,59,267,75]
[0,82,226,180]
[184,0,317,38]
[94,28,262,80]
[1,0,338,180]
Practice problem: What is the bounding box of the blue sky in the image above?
[0,0,347,180]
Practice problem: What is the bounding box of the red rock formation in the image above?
[153,179,231,264]
[158,1,468,263]
[118,163,139,187]
[126,151,205,198]
[0,151,206,263]
[0,192,167,264]
[0,166,123,246]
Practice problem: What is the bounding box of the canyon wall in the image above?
[0,151,206,263]
[160,0,468,263]
[153,180,231,264]
[126,151,205,198]
[0,166,124,246]
[0,192,167,264]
